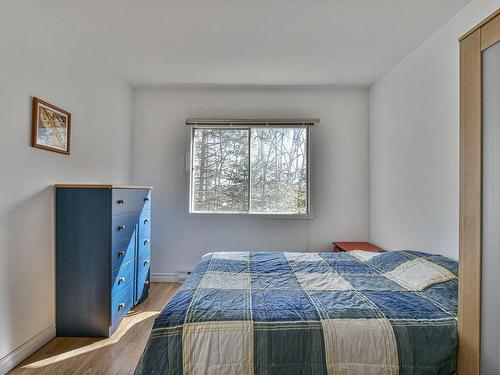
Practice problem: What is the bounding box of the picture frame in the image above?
[31,97,71,155]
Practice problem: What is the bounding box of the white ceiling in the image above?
[38,0,470,87]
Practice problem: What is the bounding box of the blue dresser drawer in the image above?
[136,269,150,304]
[139,209,151,233]
[111,234,135,271]
[137,249,151,276]
[143,190,151,210]
[112,189,151,216]
[111,259,134,297]
[138,230,151,255]
[112,211,140,244]
[111,283,134,331]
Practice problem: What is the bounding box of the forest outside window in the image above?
[189,126,310,216]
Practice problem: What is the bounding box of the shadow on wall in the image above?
[0,186,55,359]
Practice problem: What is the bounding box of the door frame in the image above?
[459,8,500,375]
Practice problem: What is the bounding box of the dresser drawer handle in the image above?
[144,239,150,245]
[144,197,150,202]
[117,199,126,204]
[118,303,125,310]
[118,250,125,257]
[119,277,125,284]
[145,280,150,286]
[144,259,150,266]
[144,219,150,224]
[118,224,126,231]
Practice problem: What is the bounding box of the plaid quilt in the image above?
[135,250,458,375]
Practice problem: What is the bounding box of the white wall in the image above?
[132,86,369,275]
[369,0,500,260]
[0,0,132,368]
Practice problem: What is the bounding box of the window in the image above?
[189,126,310,216]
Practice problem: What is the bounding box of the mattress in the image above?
[135,250,458,374]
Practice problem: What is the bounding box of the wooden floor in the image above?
[9,282,180,375]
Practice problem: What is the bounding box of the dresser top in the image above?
[55,184,153,190]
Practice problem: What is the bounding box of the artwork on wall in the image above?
[31,97,71,155]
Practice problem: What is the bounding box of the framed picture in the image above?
[31,97,71,155]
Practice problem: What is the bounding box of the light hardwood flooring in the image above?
[9,282,180,375]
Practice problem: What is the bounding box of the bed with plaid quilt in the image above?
[135,250,458,374]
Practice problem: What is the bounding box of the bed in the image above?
[135,250,458,374]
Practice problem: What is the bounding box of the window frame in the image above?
[187,125,314,219]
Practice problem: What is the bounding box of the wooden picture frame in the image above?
[459,8,500,375]
[31,97,71,155]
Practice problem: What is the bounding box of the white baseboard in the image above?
[151,273,180,282]
[0,324,55,375]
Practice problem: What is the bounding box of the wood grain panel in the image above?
[481,13,500,51]
[458,29,482,375]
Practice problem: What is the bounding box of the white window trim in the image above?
[186,125,314,220]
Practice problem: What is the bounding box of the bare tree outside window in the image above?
[191,126,309,215]
[250,128,307,214]
[192,128,249,212]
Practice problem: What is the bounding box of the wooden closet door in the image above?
[459,26,482,375]
[459,9,500,375]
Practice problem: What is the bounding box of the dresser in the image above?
[55,184,152,337]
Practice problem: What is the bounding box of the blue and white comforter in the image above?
[135,250,458,374]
